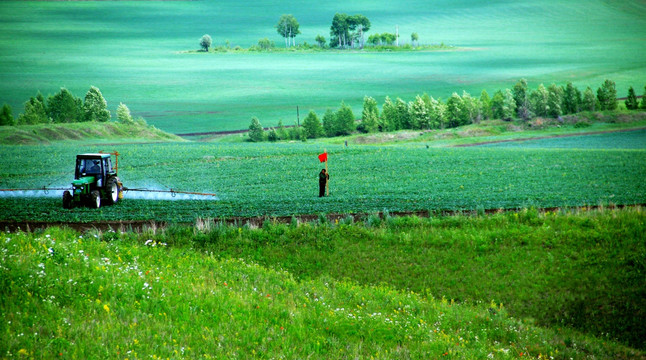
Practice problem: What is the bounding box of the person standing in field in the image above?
[319,169,329,197]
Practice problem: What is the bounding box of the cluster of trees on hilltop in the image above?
[246,80,646,142]
[0,86,146,127]
[199,13,426,52]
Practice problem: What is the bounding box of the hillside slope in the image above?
[0,122,184,145]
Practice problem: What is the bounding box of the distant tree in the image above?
[288,125,305,141]
[491,90,505,120]
[0,104,14,126]
[330,13,350,48]
[83,86,110,122]
[368,33,380,46]
[409,95,429,129]
[276,14,300,48]
[267,129,278,142]
[47,88,82,123]
[546,84,563,118]
[582,86,597,111]
[446,92,467,128]
[17,93,48,125]
[513,79,530,120]
[625,86,639,110]
[349,14,370,48]
[258,38,274,50]
[480,90,493,120]
[200,34,212,51]
[380,33,396,45]
[430,96,447,129]
[462,91,481,124]
[502,89,516,121]
[395,98,411,129]
[302,110,324,138]
[336,102,355,135]
[322,109,337,137]
[248,117,264,142]
[380,96,397,131]
[562,82,581,114]
[411,32,419,47]
[276,120,288,140]
[116,103,134,125]
[360,96,379,133]
[529,84,549,117]
[641,85,646,109]
[597,79,617,110]
[315,34,326,48]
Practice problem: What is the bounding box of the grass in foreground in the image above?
[1,208,644,358]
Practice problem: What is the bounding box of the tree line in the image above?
[199,13,424,52]
[0,87,146,127]
[247,80,646,142]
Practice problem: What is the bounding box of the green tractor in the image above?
[63,152,123,209]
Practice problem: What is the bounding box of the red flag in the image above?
[318,152,328,163]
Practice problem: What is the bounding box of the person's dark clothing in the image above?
[319,171,329,197]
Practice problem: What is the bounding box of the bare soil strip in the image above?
[453,126,646,147]
[2,204,642,233]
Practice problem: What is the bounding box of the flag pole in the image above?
[325,148,329,196]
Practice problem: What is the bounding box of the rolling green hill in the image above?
[0,0,644,133]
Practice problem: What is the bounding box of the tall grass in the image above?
[2,208,644,358]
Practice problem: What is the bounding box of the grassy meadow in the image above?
[1,0,645,133]
[1,207,645,358]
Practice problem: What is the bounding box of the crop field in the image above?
[1,0,645,133]
[1,129,645,222]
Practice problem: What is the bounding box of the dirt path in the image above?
[2,203,642,233]
[453,126,646,147]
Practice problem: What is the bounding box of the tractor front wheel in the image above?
[63,191,73,209]
[90,190,101,209]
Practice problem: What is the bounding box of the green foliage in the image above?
[395,97,411,129]
[491,90,504,120]
[530,84,549,117]
[582,86,597,111]
[562,82,582,115]
[314,34,326,47]
[199,34,212,51]
[322,109,336,137]
[513,79,529,120]
[83,86,110,122]
[257,37,274,50]
[276,14,300,47]
[625,86,639,110]
[17,93,48,125]
[501,88,516,121]
[411,32,419,46]
[267,128,278,142]
[330,13,371,48]
[334,102,355,135]
[446,92,467,127]
[359,96,379,133]
[116,102,134,125]
[379,96,397,131]
[302,110,323,139]
[46,88,82,123]
[597,79,618,110]
[480,90,492,120]
[547,83,563,118]
[0,104,14,126]
[247,116,264,142]
[641,85,646,109]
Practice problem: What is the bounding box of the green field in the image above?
[1,127,645,222]
[1,0,645,133]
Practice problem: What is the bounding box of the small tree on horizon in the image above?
[17,93,48,125]
[641,85,646,109]
[47,88,82,123]
[302,110,324,138]
[582,86,596,111]
[83,86,110,122]
[411,32,419,47]
[200,34,212,51]
[625,86,638,110]
[276,14,300,48]
[116,102,134,125]
[360,96,379,133]
[248,117,264,142]
[597,79,617,110]
[336,102,355,135]
[315,34,326,48]
[0,104,14,126]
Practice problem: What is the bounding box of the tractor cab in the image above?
[75,154,115,187]
[63,152,122,209]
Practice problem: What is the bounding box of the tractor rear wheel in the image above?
[63,191,73,209]
[90,190,101,209]
[105,176,120,205]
